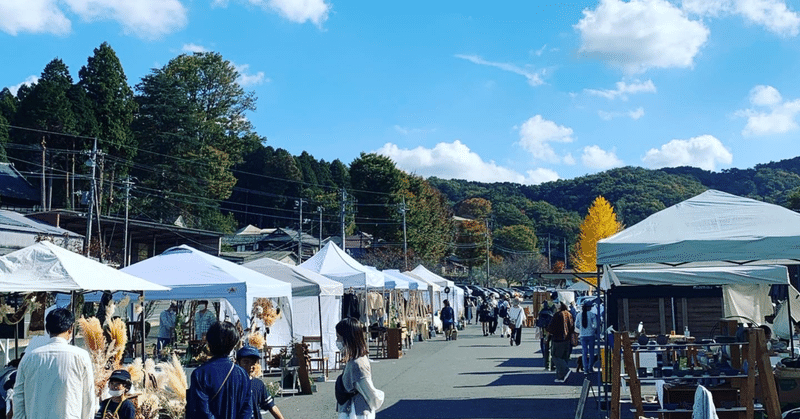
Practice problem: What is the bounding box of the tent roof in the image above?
[378,268,412,290]
[598,189,800,267]
[0,241,169,293]
[410,265,453,288]
[396,270,440,291]
[300,242,384,288]
[244,257,343,297]
[600,265,790,289]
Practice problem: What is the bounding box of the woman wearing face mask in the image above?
[97,370,135,419]
[334,317,384,419]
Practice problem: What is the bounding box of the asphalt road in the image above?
[272,325,612,419]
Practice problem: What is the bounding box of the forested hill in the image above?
[428,157,800,230]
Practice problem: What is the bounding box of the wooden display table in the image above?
[387,328,404,359]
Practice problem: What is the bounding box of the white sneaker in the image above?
[554,377,564,383]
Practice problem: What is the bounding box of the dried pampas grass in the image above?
[126,358,144,387]
[253,298,281,327]
[157,354,188,402]
[107,318,127,365]
[77,317,104,353]
[250,362,262,378]
[248,332,265,349]
[104,302,116,326]
[135,392,160,419]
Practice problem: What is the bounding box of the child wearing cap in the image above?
[97,370,135,419]
[236,346,285,419]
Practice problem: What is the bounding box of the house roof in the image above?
[0,209,82,238]
[234,225,276,235]
[263,227,320,246]
[219,250,297,265]
[0,163,38,203]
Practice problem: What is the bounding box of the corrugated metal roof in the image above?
[0,163,38,202]
[0,210,82,237]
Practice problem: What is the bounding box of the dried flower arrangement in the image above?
[252,298,281,327]
[156,354,188,419]
[76,316,126,397]
[247,332,265,349]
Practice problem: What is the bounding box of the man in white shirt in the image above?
[13,308,96,419]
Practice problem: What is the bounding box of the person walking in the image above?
[498,297,510,338]
[186,321,252,419]
[547,302,575,382]
[335,317,384,419]
[12,308,96,419]
[465,298,475,325]
[478,298,491,336]
[236,346,285,419]
[440,300,455,341]
[577,300,598,373]
[538,292,558,371]
[488,294,499,336]
[507,297,526,346]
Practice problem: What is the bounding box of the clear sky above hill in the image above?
[3,0,800,185]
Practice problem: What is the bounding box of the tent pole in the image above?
[788,288,795,358]
[671,297,676,333]
[71,291,77,345]
[141,291,146,361]
[318,295,324,377]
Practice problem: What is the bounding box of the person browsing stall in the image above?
[97,370,135,419]
[194,301,217,341]
[236,346,284,419]
[187,321,252,419]
[440,300,455,341]
[335,318,384,419]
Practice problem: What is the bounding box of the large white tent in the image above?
[597,189,800,268]
[383,270,417,290]
[301,242,384,289]
[0,241,169,293]
[410,265,464,321]
[597,190,798,346]
[244,257,342,359]
[121,245,293,329]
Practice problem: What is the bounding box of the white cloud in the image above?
[683,0,800,36]
[0,0,187,39]
[375,141,559,185]
[641,134,733,170]
[0,0,71,36]
[182,43,209,53]
[576,0,709,73]
[233,63,268,87]
[598,107,645,120]
[585,79,657,100]
[231,0,330,26]
[7,75,39,96]
[455,54,545,87]
[581,145,623,169]
[393,125,434,136]
[737,85,800,136]
[563,153,576,165]
[517,115,574,162]
[534,45,547,56]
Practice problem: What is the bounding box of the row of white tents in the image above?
[0,239,462,364]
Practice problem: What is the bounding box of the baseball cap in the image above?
[236,346,261,360]
[109,370,132,385]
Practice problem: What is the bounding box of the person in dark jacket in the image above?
[547,303,575,382]
[187,321,253,419]
[439,300,455,341]
[236,346,284,419]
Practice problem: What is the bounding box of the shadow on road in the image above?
[376,396,603,419]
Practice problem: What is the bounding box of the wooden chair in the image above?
[301,336,329,378]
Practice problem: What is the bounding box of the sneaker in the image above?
[554,377,565,383]
[563,370,571,381]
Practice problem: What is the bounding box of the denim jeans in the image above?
[580,335,596,372]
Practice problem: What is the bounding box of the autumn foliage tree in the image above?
[571,196,623,279]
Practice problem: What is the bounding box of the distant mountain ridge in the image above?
[428,157,800,241]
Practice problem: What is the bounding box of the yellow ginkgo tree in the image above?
[571,196,623,282]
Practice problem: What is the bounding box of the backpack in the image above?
[535,307,554,329]
[498,304,508,318]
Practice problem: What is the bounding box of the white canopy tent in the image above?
[244,257,342,360]
[121,245,293,332]
[597,190,798,351]
[301,242,385,289]
[0,241,169,293]
[372,267,410,290]
[383,270,418,291]
[409,265,464,322]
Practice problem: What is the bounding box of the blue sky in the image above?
[3,0,800,185]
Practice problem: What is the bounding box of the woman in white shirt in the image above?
[507,297,526,346]
[335,318,384,419]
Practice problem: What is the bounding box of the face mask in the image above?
[108,389,124,397]
[198,305,206,311]
[336,340,344,352]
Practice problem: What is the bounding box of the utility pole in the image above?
[317,206,323,251]
[547,234,552,270]
[123,177,133,267]
[400,197,408,271]
[84,138,98,257]
[340,189,347,251]
[564,236,568,269]
[40,137,46,210]
[296,199,305,261]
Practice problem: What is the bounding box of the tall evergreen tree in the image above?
[402,174,452,266]
[349,153,404,240]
